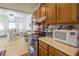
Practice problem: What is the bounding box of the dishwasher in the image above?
[29,34,38,56]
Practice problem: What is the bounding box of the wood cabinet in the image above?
[38,40,67,56]
[33,10,37,19]
[33,3,78,24]
[36,7,41,19]
[39,41,48,50]
[38,40,48,56]
[46,3,56,25]
[77,4,79,22]
[57,3,77,23]
[49,46,66,56]
[49,53,54,56]
[40,3,46,17]
[39,46,48,56]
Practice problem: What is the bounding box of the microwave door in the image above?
[54,31,67,43]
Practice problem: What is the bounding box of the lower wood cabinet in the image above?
[38,40,67,56]
[49,46,66,56]
[39,46,48,56]
[49,53,54,56]
[39,40,48,50]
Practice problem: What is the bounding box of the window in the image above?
[19,22,24,30]
[26,19,32,31]
[0,22,4,30]
[9,21,16,30]
[19,22,24,33]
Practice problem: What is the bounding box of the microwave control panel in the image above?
[70,32,75,35]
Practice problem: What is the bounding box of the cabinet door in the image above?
[37,7,40,19]
[49,53,54,56]
[77,4,79,22]
[32,11,37,19]
[49,46,66,56]
[39,46,48,56]
[57,3,77,23]
[40,3,46,17]
[39,40,48,50]
[46,3,56,25]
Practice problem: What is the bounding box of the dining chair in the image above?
[0,50,6,56]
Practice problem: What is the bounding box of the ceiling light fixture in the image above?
[8,12,15,19]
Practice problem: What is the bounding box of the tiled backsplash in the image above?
[73,24,79,29]
[48,24,79,30]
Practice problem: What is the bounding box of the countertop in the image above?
[0,36,29,56]
[39,36,79,56]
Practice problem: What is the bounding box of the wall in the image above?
[24,15,32,31]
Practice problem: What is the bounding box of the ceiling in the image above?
[0,3,40,22]
[0,8,30,21]
[0,3,40,14]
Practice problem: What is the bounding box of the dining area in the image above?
[0,36,29,56]
[0,7,32,56]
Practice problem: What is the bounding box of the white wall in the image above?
[25,15,32,31]
[0,17,8,34]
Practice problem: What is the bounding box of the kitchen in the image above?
[0,3,79,56]
[32,3,79,56]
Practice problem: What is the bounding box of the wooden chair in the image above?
[21,52,29,56]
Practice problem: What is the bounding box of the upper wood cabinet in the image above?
[46,3,56,25]
[36,7,41,18]
[77,4,79,22]
[40,3,46,17]
[33,10,37,19]
[57,3,77,23]
[33,3,78,24]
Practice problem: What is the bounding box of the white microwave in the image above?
[53,29,79,47]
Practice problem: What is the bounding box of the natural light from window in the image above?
[0,22,4,30]
[9,21,16,30]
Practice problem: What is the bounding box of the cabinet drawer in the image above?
[49,46,66,56]
[49,53,54,56]
[39,46,48,56]
[39,40,48,50]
